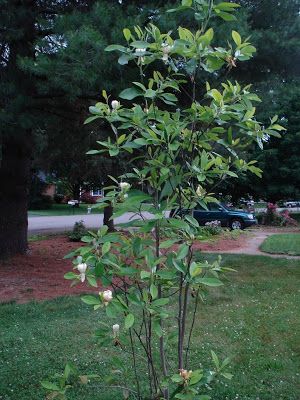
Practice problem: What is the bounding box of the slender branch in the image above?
[185,287,200,368]
[178,272,184,370]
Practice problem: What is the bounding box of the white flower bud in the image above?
[112,324,120,337]
[100,289,113,306]
[77,263,87,273]
[196,185,206,197]
[111,100,120,110]
[119,182,131,191]
[77,263,87,282]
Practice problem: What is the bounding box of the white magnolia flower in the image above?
[100,289,113,306]
[162,44,172,62]
[135,48,146,63]
[77,263,87,282]
[135,48,146,54]
[196,185,206,197]
[119,182,131,191]
[112,324,120,337]
[111,100,120,110]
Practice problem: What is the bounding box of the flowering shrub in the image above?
[42,2,284,399]
[280,209,298,226]
[204,220,222,235]
[259,203,298,226]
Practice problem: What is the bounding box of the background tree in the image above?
[0,0,160,257]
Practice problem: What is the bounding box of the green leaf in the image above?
[102,241,111,255]
[177,243,189,260]
[144,89,157,98]
[119,87,142,100]
[152,298,169,306]
[81,295,100,305]
[196,277,223,287]
[159,239,178,249]
[150,283,158,299]
[211,350,220,369]
[125,313,135,329]
[218,11,237,21]
[41,381,60,391]
[123,28,131,41]
[141,270,151,279]
[221,372,233,380]
[182,0,192,6]
[171,374,183,383]
[87,276,98,287]
[64,272,78,280]
[84,115,100,125]
[215,2,240,11]
[189,369,203,385]
[232,30,241,46]
[105,44,127,52]
[131,40,149,49]
[210,89,223,103]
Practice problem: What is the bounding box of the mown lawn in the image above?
[28,203,103,217]
[0,254,299,400]
[260,233,300,255]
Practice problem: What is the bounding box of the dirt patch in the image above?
[0,237,98,304]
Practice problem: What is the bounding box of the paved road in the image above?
[28,212,152,234]
[28,207,300,235]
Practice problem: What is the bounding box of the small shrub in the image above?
[204,220,222,235]
[53,193,64,204]
[68,221,87,242]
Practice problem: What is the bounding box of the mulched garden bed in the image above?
[0,233,248,303]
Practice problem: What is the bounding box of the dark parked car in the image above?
[192,202,257,230]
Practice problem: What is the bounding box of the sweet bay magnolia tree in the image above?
[42,1,284,399]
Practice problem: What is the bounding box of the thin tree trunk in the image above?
[0,136,31,258]
[103,202,114,231]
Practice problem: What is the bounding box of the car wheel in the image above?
[230,219,244,230]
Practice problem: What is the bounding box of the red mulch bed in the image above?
[0,237,98,304]
[0,233,247,304]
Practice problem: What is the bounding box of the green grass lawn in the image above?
[260,233,300,255]
[28,203,103,217]
[1,254,299,399]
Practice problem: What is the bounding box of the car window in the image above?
[194,204,207,211]
[208,203,221,211]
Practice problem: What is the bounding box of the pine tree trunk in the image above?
[103,202,115,232]
[0,136,31,258]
